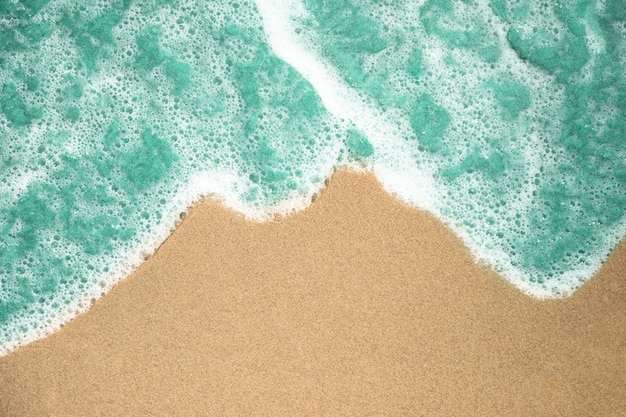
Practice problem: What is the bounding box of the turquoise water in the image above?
[0,0,624,355]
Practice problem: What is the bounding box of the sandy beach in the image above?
[0,170,624,416]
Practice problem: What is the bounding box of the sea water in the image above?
[0,0,624,355]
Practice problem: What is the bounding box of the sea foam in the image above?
[0,0,625,356]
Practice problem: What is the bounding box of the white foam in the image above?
[255,0,440,212]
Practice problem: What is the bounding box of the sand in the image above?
[0,170,624,416]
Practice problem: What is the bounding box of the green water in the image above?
[289,0,626,288]
[0,0,624,355]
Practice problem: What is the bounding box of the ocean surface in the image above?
[0,0,624,355]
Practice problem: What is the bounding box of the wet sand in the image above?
[0,170,624,416]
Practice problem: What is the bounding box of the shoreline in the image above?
[1,170,625,416]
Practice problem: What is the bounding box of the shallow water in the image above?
[0,0,624,355]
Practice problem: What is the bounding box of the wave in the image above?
[0,0,624,355]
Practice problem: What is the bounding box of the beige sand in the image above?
[0,171,624,416]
